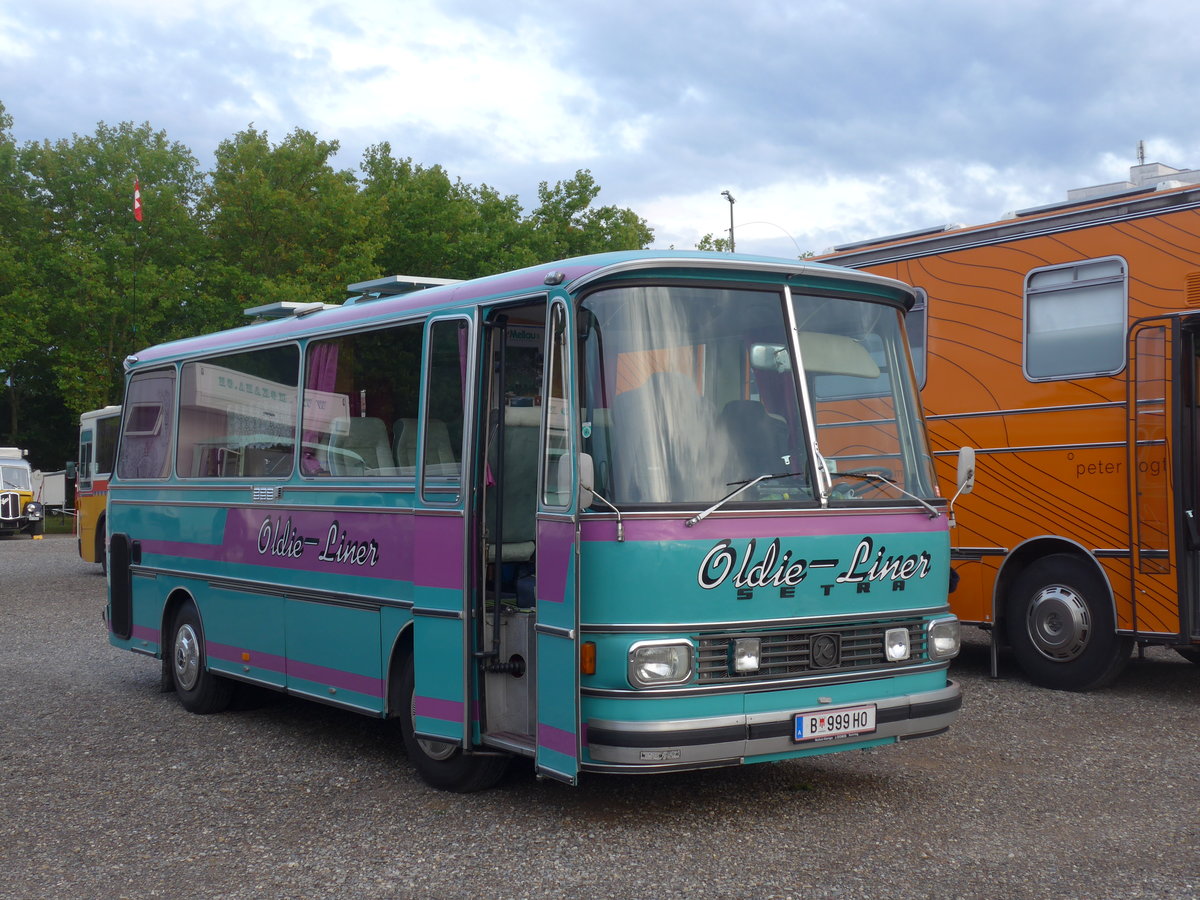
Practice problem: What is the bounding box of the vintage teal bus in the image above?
[106,250,965,790]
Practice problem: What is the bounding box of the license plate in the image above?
[794,703,877,742]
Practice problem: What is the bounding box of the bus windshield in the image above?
[1,464,31,491]
[578,283,935,507]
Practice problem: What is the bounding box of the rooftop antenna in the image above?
[1137,140,1146,165]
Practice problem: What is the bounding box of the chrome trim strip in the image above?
[413,606,464,620]
[534,623,575,639]
[951,547,1008,560]
[926,401,1125,421]
[109,482,418,497]
[126,564,412,610]
[581,659,949,699]
[580,605,951,635]
[110,496,417,514]
[933,441,1125,456]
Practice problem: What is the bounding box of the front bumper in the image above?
[583,680,961,771]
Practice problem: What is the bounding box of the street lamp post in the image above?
[721,190,735,252]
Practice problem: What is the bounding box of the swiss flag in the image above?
[133,178,143,222]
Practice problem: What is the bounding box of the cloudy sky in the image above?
[3,0,1200,257]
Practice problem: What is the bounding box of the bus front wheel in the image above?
[396,656,509,792]
[1005,554,1131,691]
[170,602,234,714]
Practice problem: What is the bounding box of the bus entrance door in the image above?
[534,300,581,784]
[1179,318,1200,642]
[1128,319,1188,641]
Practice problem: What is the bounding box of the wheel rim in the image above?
[1026,584,1091,661]
[174,623,201,691]
[410,691,458,761]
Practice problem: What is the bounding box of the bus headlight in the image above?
[24,501,43,521]
[628,640,694,687]
[884,627,911,661]
[927,616,961,660]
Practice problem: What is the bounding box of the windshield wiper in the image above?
[685,472,804,527]
[832,470,941,519]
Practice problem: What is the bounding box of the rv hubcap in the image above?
[1026,585,1091,661]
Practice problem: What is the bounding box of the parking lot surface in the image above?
[1,535,1198,899]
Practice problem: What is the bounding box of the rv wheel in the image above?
[1005,554,1131,691]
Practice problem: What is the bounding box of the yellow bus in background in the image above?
[76,405,121,569]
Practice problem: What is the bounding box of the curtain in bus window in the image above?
[116,370,176,480]
[301,342,339,475]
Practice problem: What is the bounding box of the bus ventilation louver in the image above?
[1187,272,1200,307]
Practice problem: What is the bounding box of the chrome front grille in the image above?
[0,492,18,522]
[697,618,927,683]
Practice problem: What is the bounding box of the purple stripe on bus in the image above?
[207,641,286,675]
[414,695,464,723]
[536,519,574,603]
[286,658,384,698]
[580,511,946,543]
[130,624,159,643]
[137,507,430,585]
[207,641,384,697]
[537,722,577,757]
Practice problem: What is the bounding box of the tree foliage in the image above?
[0,108,654,468]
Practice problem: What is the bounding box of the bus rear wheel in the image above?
[170,602,234,714]
[395,656,508,792]
[1005,554,1131,691]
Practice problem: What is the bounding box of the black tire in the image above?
[395,656,508,792]
[1005,554,1132,691]
[98,519,108,575]
[169,602,234,714]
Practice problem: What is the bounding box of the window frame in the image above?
[1023,256,1128,382]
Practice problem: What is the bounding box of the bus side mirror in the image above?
[578,452,595,510]
[948,447,975,528]
[955,447,976,496]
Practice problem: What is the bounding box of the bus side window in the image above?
[178,346,299,479]
[302,322,423,478]
[116,370,176,480]
[422,319,469,502]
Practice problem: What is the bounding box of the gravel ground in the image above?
[1,535,1198,900]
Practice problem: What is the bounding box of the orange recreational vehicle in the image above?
[823,162,1200,690]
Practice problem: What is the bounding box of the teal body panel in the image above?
[109,488,419,716]
[579,512,950,630]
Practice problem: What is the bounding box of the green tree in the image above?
[0,101,46,444]
[203,127,379,309]
[695,232,732,252]
[359,144,536,281]
[3,118,208,461]
[527,169,653,259]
